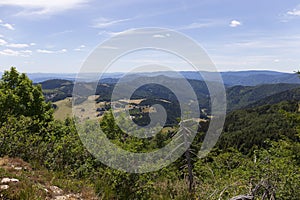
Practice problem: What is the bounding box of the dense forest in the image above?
[0,67,300,199]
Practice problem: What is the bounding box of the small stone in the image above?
[14,167,22,170]
[0,185,9,190]
[1,178,19,183]
[54,196,67,200]
[50,185,64,195]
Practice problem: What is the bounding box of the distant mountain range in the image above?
[38,76,300,114]
[16,70,300,86]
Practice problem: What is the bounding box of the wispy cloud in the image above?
[0,49,32,57]
[37,49,54,54]
[0,0,90,15]
[224,34,300,50]
[178,19,225,30]
[1,23,14,30]
[287,6,300,16]
[0,39,36,48]
[0,38,7,46]
[281,5,300,22]
[74,45,86,51]
[37,49,67,54]
[153,33,170,38]
[0,19,15,30]
[6,43,30,48]
[93,17,132,28]
[229,20,242,27]
[98,29,163,38]
[98,30,132,37]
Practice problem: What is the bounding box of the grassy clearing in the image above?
[53,98,72,121]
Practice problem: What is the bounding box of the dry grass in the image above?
[0,157,98,200]
[53,97,72,120]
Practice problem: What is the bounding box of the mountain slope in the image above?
[218,101,300,154]
[226,83,300,112]
[246,87,300,109]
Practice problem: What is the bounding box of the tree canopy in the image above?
[0,67,53,124]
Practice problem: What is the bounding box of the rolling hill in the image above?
[38,76,300,123]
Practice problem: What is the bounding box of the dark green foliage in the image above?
[246,87,300,108]
[39,79,73,102]
[226,83,300,112]
[219,101,300,154]
[39,79,73,90]
[0,67,53,126]
[136,98,181,126]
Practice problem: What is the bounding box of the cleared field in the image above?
[118,98,145,104]
[73,95,100,121]
[54,96,102,121]
[53,97,73,120]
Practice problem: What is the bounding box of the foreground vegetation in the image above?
[0,67,299,199]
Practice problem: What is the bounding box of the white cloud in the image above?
[153,34,166,38]
[178,20,224,30]
[0,19,15,30]
[0,49,32,57]
[0,0,89,15]
[0,40,36,48]
[0,49,19,56]
[0,18,14,30]
[0,34,3,37]
[74,44,86,51]
[37,48,67,54]
[98,30,131,37]
[21,50,33,55]
[287,9,300,16]
[30,43,36,46]
[0,38,7,45]
[98,30,120,37]
[98,29,162,41]
[230,20,242,27]
[6,43,29,48]
[37,49,53,54]
[1,23,14,30]
[93,17,131,28]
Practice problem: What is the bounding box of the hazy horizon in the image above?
[0,69,297,74]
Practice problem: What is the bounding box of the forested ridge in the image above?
[0,67,299,199]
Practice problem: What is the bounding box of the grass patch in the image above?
[53,97,72,120]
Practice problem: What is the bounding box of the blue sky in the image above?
[0,0,300,73]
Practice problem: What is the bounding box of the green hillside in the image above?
[226,83,300,112]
